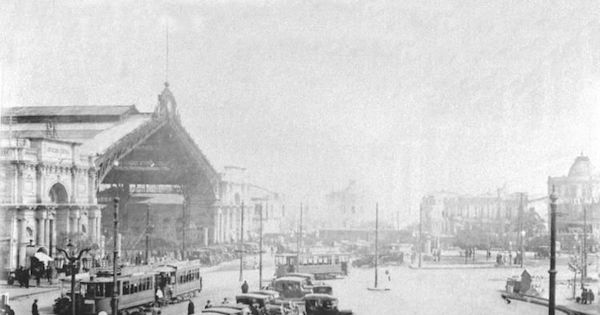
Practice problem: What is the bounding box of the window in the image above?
[123,281,130,295]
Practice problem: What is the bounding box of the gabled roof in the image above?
[2,105,137,117]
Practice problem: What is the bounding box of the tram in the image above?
[80,270,156,315]
[274,253,350,280]
[78,260,203,315]
[154,260,203,301]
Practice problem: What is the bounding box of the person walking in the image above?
[241,280,249,293]
[187,299,195,314]
[31,299,39,315]
[204,300,213,309]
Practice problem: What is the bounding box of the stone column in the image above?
[44,218,50,247]
[16,164,24,204]
[204,227,209,247]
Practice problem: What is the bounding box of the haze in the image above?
[2,1,600,224]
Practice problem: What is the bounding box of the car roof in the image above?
[201,307,242,314]
[286,273,314,278]
[304,293,337,300]
[274,276,307,282]
[236,293,269,300]
[249,290,279,296]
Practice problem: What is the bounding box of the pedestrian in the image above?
[582,288,588,304]
[32,299,39,315]
[187,299,195,314]
[204,300,212,309]
[589,290,595,304]
[385,269,391,282]
[222,297,230,304]
[46,265,53,284]
[241,280,249,293]
[24,268,30,288]
[155,287,164,306]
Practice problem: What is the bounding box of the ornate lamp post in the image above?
[56,240,91,315]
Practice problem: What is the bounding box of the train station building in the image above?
[0,83,222,270]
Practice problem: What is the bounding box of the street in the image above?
[6,254,585,314]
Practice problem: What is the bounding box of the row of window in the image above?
[122,277,153,295]
[178,269,200,284]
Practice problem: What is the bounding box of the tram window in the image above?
[105,283,114,297]
[123,281,130,295]
[86,284,95,297]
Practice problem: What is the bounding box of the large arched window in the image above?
[49,183,68,204]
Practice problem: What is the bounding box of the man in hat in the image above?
[32,299,39,315]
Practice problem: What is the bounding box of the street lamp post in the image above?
[56,240,91,315]
[112,197,120,315]
[549,187,558,315]
[520,230,526,268]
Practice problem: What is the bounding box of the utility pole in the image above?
[112,197,120,315]
[182,196,186,261]
[549,187,558,315]
[374,203,379,288]
[520,193,524,268]
[239,201,244,282]
[145,203,150,265]
[296,203,303,272]
[259,201,264,289]
[418,203,422,268]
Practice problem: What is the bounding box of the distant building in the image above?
[421,187,527,249]
[548,154,600,242]
[323,181,371,229]
[217,166,286,244]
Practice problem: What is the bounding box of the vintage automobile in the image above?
[303,294,353,315]
[236,293,288,315]
[249,289,281,301]
[311,284,332,295]
[283,273,315,287]
[201,306,246,315]
[270,276,313,299]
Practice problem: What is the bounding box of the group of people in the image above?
[578,288,596,304]
[12,264,56,288]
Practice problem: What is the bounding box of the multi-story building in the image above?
[217,166,286,244]
[548,154,600,241]
[1,83,222,268]
[0,130,101,271]
[421,187,528,249]
[322,180,371,229]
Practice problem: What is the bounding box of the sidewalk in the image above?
[0,281,60,301]
[408,262,521,270]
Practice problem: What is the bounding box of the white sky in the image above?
[3,1,600,224]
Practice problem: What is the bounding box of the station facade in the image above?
[0,84,223,270]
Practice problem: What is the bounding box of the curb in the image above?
[4,287,61,301]
[408,264,520,270]
[500,292,595,315]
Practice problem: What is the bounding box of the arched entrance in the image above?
[49,183,68,204]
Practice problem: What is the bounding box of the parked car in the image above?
[312,284,332,295]
[304,294,353,315]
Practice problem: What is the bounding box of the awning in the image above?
[34,252,54,263]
